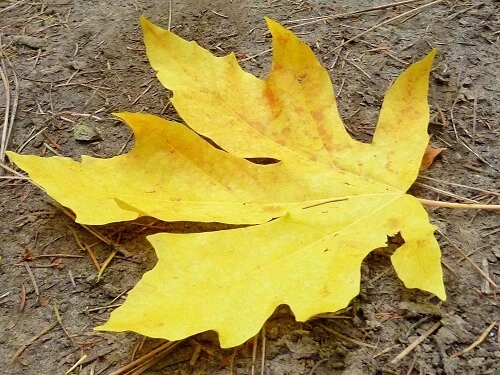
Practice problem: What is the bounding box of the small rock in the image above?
[435,326,458,345]
[33,134,45,148]
[440,314,475,343]
[493,247,500,259]
[12,35,46,49]
[442,356,460,375]
[399,301,442,317]
[467,357,485,367]
[74,124,102,142]
[285,336,318,359]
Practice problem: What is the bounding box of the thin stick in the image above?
[239,48,272,62]
[5,54,19,158]
[33,254,84,259]
[130,84,151,106]
[261,326,266,375]
[229,347,238,375]
[417,198,500,210]
[326,0,443,54]
[0,55,11,162]
[167,0,172,31]
[438,230,498,288]
[451,321,498,358]
[287,0,429,28]
[414,182,479,203]
[251,333,259,375]
[53,302,75,345]
[481,258,491,295]
[307,359,328,375]
[19,283,26,311]
[391,321,441,363]
[418,176,500,197]
[131,336,147,361]
[11,321,58,363]
[108,340,182,375]
[17,126,48,153]
[406,353,418,375]
[0,0,30,15]
[57,203,111,244]
[472,88,477,144]
[373,345,398,358]
[96,249,117,282]
[65,354,87,374]
[318,323,378,348]
[86,303,122,312]
[24,262,39,296]
[68,270,76,287]
[85,243,101,271]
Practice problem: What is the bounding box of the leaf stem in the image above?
[417,198,500,210]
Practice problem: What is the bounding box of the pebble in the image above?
[12,35,46,49]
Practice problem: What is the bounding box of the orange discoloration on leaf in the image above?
[8,17,445,348]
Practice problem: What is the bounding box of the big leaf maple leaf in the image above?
[7,17,445,348]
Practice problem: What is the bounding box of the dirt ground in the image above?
[1,0,499,374]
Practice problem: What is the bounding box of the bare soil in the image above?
[1,1,499,374]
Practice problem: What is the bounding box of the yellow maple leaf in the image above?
[7,17,445,348]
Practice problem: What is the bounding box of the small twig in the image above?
[343,57,372,81]
[446,2,483,21]
[229,347,238,375]
[458,136,498,172]
[118,131,134,154]
[68,270,76,288]
[373,345,398,358]
[130,84,152,106]
[406,353,418,375]
[0,54,11,163]
[318,323,377,348]
[0,0,30,15]
[438,230,498,289]
[307,359,328,375]
[0,161,26,177]
[414,182,479,203]
[287,0,429,28]
[86,303,122,313]
[85,243,101,271]
[251,332,259,375]
[65,354,87,374]
[17,126,48,153]
[53,302,75,345]
[11,321,58,363]
[19,283,26,311]
[167,0,172,31]
[24,261,39,296]
[451,320,498,358]
[96,249,117,282]
[189,342,202,367]
[261,326,266,375]
[2,53,19,163]
[211,10,228,19]
[472,88,477,145]
[56,203,111,244]
[131,336,147,361]
[239,48,272,62]
[391,321,441,363]
[418,176,500,197]
[417,198,500,210]
[326,0,444,54]
[480,258,491,295]
[107,340,183,375]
